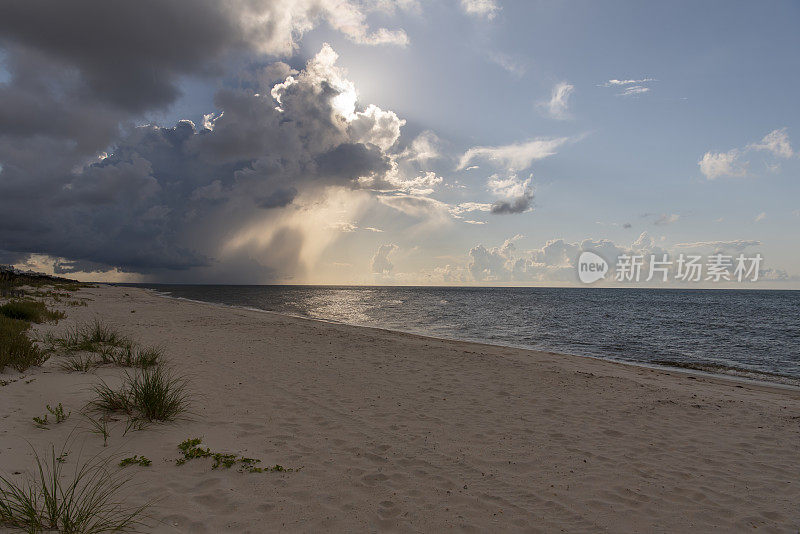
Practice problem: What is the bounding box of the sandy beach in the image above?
[2,284,799,533]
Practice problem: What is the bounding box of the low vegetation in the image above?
[47,319,163,372]
[118,456,151,468]
[0,444,147,533]
[85,415,111,447]
[0,299,65,323]
[0,269,77,373]
[176,438,294,474]
[0,267,88,297]
[48,319,131,354]
[33,402,71,428]
[0,316,47,372]
[61,353,101,372]
[91,365,190,424]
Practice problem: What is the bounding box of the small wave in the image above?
[652,360,800,387]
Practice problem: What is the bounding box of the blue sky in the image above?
[2,1,798,286]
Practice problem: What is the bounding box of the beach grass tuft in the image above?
[84,415,111,447]
[109,344,162,369]
[0,444,147,533]
[92,365,190,423]
[61,353,101,372]
[48,320,161,370]
[49,319,132,354]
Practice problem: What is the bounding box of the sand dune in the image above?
[1,285,799,532]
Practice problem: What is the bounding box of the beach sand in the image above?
[1,285,799,533]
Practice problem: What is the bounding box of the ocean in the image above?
[134,285,800,383]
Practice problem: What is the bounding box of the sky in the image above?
[0,0,798,287]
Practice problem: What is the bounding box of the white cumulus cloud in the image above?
[699,128,793,180]
[460,0,500,19]
[698,149,748,180]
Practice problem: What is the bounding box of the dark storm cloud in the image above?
[490,190,534,214]
[315,143,391,184]
[257,188,298,209]
[0,0,239,112]
[0,44,403,277]
[0,1,413,279]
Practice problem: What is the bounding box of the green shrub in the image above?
[0,316,47,372]
[0,299,65,323]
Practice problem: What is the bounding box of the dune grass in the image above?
[0,444,147,533]
[92,365,190,423]
[84,415,111,447]
[0,299,65,323]
[56,339,163,374]
[48,319,162,371]
[105,344,162,369]
[50,319,132,354]
[61,353,102,373]
[0,316,48,372]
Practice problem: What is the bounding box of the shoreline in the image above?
[3,284,799,532]
[142,285,800,391]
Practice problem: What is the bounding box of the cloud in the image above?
[370,243,398,273]
[602,78,657,86]
[486,174,534,214]
[348,104,406,150]
[491,193,533,214]
[674,240,761,252]
[600,78,656,97]
[618,85,649,96]
[754,212,767,222]
[488,52,526,77]
[0,0,416,281]
[699,128,793,179]
[399,131,442,164]
[747,128,794,158]
[460,0,500,19]
[698,149,748,180]
[467,232,664,283]
[450,202,493,216]
[538,82,574,119]
[393,171,444,195]
[0,0,407,121]
[654,213,679,226]
[0,44,411,280]
[327,221,358,232]
[458,137,570,171]
[378,194,451,220]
